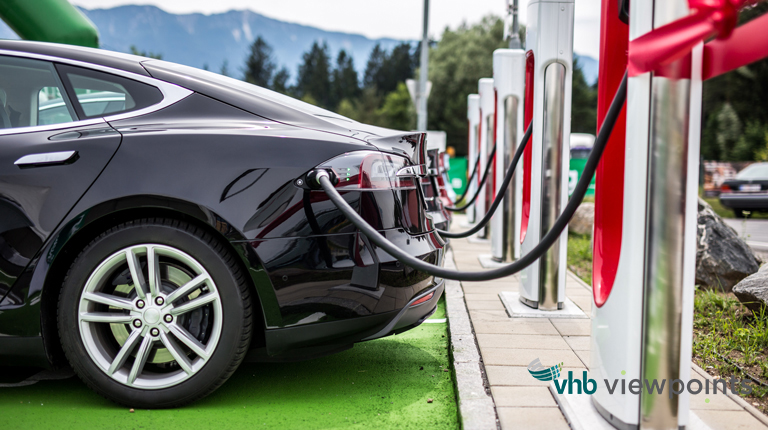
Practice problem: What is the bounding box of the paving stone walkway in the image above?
[448,215,768,430]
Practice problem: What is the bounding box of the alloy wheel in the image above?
[77,244,222,390]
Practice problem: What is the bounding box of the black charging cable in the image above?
[445,144,497,212]
[438,124,531,238]
[311,72,627,282]
[450,146,483,204]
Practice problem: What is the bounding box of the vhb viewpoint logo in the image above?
[526,357,753,399]
[527,358,563,382]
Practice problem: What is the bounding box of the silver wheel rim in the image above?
[78,244,223,390]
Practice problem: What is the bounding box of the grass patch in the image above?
[0,298,458,429]
[702,196,768,220]
[567,232,593,285]
[693,288,768,414]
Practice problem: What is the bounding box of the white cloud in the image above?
[72,0,602,58]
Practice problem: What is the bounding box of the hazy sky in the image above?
[71,0,603,58]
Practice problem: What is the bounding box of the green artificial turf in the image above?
[0,299,458,430]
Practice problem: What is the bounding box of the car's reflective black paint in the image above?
[0,41,444,368]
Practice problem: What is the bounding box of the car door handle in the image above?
[14,150,79,167]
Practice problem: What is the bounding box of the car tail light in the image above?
[410,291,434,307]
[720,184,731,193]
[320,151,418,190]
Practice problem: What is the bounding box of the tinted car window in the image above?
[0,56,76,129]
[38,87,75,126]
[56,64,162,119]
[736,163,768,180]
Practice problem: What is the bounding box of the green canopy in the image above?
[0,0,98,48]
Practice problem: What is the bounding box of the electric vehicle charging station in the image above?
[476,78,495,239]
[307,0,768,426]
[590,0,700,428]
[517,0,573,311]
[490,49,525,262]
[466,94,480,225]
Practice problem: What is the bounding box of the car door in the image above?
[0,54,122,303]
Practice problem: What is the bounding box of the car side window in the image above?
[0,55,77,129]
[56,64,163,119]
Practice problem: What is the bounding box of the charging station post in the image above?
[518,0,573,310]
[491,49,525,262]
[476,78,495,239]
[591,0,700,428]
[466,94,480,225]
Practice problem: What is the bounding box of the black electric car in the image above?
[720,162,768,217]
[422,148,452,231]
[0,41,445,408]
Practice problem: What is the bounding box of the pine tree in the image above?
[295,42,333,108]
[272,67,291,95]
[363,44,388,93]
[381,43,416,94]
[129,45,162,60]
[243,36,276,88]
[571,57,597,134]
[331,50,360,108]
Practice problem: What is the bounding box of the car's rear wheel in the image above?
[58,219,252,408]
[734,209,746,218]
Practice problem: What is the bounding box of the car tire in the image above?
[58,218,252,408]
[734,209,746,218]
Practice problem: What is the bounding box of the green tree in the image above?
[336,87,383,125]
[272,67,291,95]
[427,15,597,155]
[362,42,417,96]
[331,50,360,108]
[701,4,768,161]
[363,43,388,93]
[377,82,415,130]
[755,131,768,161]
[295,42,333,108]
[715,103,742,161]
[243,36,276,87]
[336,98,358,120]
[734,120,768,161]
[427,16,509,154]
[129,45,162,60]
[220,60,230,77]
[381,43,416,94]
[571,57,597,134]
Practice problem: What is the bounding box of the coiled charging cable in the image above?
[445,144,497,212]
[438,124,531,238]
[309,72,627,282]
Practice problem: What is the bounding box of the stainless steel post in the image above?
[639,1,692,428]
[538,63,566,310]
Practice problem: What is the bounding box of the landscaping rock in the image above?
[696,198,761,291]
[732,270,768,312]
[569,202,594,236]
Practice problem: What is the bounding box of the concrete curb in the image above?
[444,247,498,430]
[691,362,768,427]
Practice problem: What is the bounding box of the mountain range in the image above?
[0,5,598,85]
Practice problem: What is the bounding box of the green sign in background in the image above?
[448,157,468,196]
[569,158,596,197]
